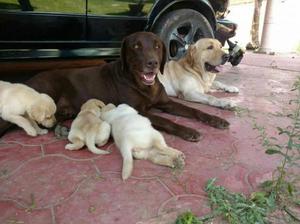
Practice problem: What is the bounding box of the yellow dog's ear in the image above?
[94,100,106,109]
[102,103,116,113]
[28,105,45,123]
[186,45,196,68]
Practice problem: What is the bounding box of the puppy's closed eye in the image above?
[207,45,214,50]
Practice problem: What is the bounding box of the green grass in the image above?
[0,0,153,15]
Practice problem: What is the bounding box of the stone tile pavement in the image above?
[0,52,300,223]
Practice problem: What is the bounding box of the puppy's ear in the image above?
[102,103,116,113]
[186,45,196,68]
[94,100,106,109]
[28,106,45,123]
[121,37,128,72]
[159,40,167,74]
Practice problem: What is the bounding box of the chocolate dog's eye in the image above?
[207,45,213,50]
[133,44,140,49]
[154,44,160,49]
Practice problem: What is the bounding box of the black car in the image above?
[0,0,227,61]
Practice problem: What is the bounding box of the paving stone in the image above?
[0,53,299,223]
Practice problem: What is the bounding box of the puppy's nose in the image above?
[147,59,158,68]
[222,53,230,64]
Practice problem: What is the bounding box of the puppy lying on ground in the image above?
[101,103,185,180]
[0,81,56,136]
[65,99,111,155]
[158,38,239,109]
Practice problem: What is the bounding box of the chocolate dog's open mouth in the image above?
[140,72,156,85]
[205,63,220,73]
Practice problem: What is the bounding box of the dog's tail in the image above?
[120,144,134,180]
[86,129,110,155]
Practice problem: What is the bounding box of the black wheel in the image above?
[153,9,214,61]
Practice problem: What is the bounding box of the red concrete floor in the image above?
[0,52,300,224]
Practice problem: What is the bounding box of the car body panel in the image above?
[0,0,217,60]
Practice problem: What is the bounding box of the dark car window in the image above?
[0,0,85,14]
[88,0,153,16]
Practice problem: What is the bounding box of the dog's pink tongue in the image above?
[214,65,222,73]
[142,72,156,84]
[143,73,155,82]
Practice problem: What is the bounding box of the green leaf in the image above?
[287,183,294,196]
[287,139,293,149]
[294,200,300,206]
[265,149,283,155]
[205,178,216,191]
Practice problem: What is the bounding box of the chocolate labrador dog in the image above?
[0,32,229,141]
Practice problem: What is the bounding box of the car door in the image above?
[0,0,86,50]
[86,0,154,55]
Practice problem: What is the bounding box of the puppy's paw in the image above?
[97,150,111,155]
[38,129,48,135]
[65,143,80,151]
[207,116,230,129]
[91,148,111,155]
[180,128,202,142]
[26,128,37,137]
[173,152,185,170]
[226,86,239,93]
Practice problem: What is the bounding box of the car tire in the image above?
[153,9,214,60]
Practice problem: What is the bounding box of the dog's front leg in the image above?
[24,114,48,135]
[156,100,230,129]
[2,114,37,136]
[183,91,236,109]
[28,119,48,135]
[212,81,239,93]
[141,112,201,142]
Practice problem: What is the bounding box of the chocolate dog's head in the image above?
[121,32,166,86]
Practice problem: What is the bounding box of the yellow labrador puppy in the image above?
[158,38,239,109]
[65,99,110,155]
[101,103,185,180]
[0,81,56,136]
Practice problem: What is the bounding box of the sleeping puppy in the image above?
[101,103,185,180]
[0,81,56,136]
[65,99,111,155]
[158,38,239,109]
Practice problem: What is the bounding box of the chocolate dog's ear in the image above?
[160,40,167,74]
[121,37,128,72]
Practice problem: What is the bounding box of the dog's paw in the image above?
[226,86,239,93]
[65,143,78,150]
[221,100,237,110]
[207,116,230,129]
[173,152,185,170]
[180,128,202,142]
[38,129,48,135]
[26,128,37,137]
[90,147,111,155]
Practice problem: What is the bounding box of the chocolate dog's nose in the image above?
[147,59,158,68]
[222,53,230,64]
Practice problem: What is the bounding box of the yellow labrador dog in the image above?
[0,81,56,136]
[101,103,185,180]
[158,38,239,109]
[65,99,111,155]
